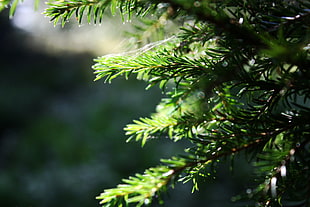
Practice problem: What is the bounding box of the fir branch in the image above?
[162,0,310,67]
[160,0,265,47]
[125,115,178,146]
[93,47,211,84]
[45,0,109,26]
[97,133,269,207]
[96,166,174,207]
[44,0,159,26]
[125,83,214,145]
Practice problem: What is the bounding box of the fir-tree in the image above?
[2,0,309,206]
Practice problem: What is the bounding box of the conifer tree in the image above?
[3,0,310,206]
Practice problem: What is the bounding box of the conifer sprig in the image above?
[96,135,270,207]
[44,0,159,26]
[96,166,174,207]
[93,48,211,84]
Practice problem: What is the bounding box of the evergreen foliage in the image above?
[3,0,310,206]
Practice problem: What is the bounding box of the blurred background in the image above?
[0,1,253,206]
